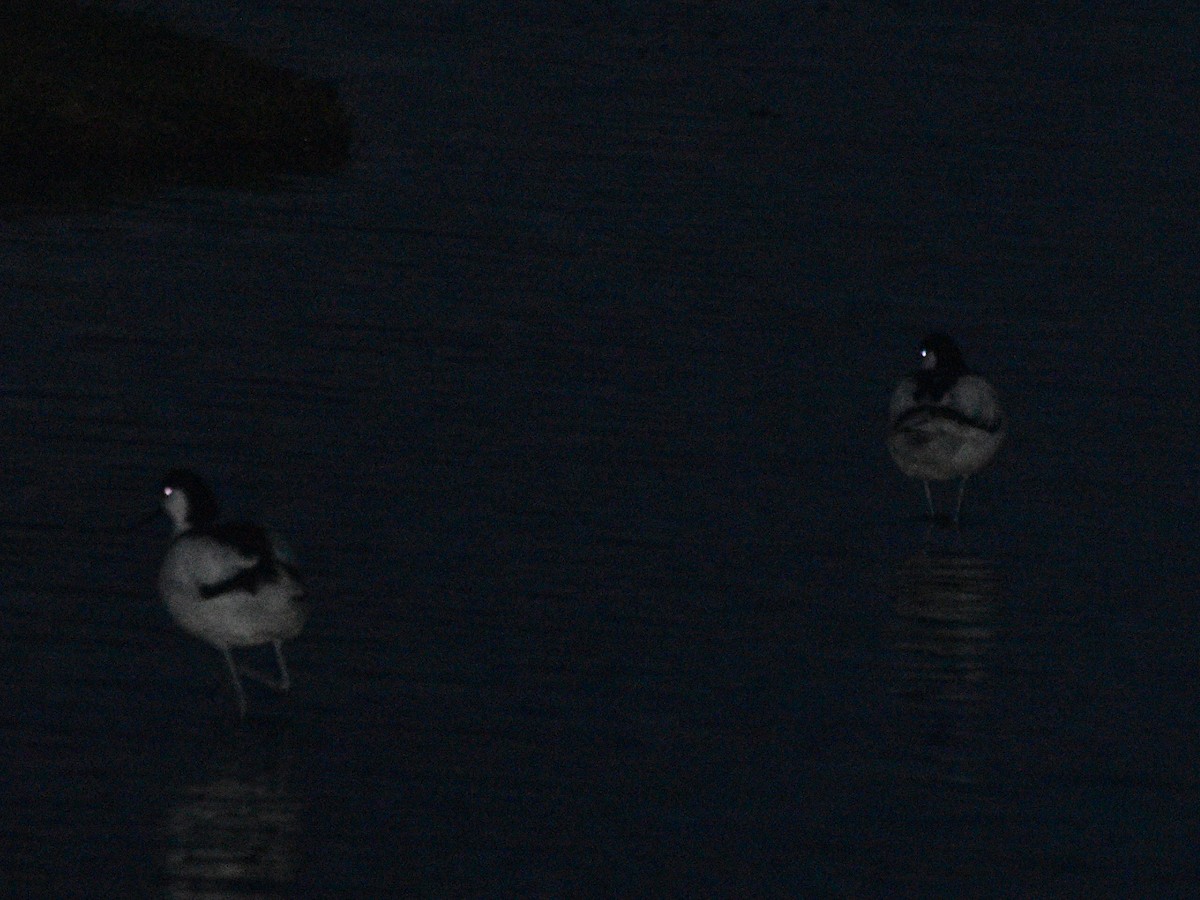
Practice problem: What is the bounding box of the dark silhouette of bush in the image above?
[0,0,352,184]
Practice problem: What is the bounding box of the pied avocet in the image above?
[157,468,307,716]
[888,333,1005,523]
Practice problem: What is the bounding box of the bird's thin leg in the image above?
[236,642,290,693]
[953,476,968,525]
[923,481,935,518]
[273,640,291,692]
[221,647,247,718]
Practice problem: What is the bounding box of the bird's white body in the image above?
[159,534,305,649]
[887,373,1005,481]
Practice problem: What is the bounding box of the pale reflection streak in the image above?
[162,726,304,899]
[889,551,1000,791]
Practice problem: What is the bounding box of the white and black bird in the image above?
[157,468,307,717]
[888,333,1006,523]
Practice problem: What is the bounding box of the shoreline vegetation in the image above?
[0,1,352,191]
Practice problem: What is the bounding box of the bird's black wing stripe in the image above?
[197,557,286,599]
[893,404,1003,434]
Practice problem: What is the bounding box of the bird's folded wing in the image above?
[198,565,266,599]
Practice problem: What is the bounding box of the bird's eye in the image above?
[164,487,173,496]
[920,348,928,357]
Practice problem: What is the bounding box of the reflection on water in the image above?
[889,551,1000,792]
[879,550,1011,892]
[162,723,304,899]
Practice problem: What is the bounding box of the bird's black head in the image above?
[161,468,220,529]
[919,333,969,376]
[913,333,971,403]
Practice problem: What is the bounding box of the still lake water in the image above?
[3,1,1199,895]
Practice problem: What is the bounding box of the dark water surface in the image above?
[3,2,1199,895]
